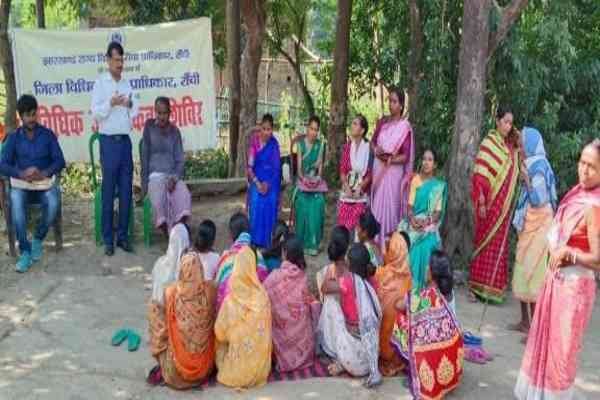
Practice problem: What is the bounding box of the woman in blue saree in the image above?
[247,114,281,249]
[398,149,448,291]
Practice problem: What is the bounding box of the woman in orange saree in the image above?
[515,140,600,400]
[147,253,216,389]
[373,231,412,376]
[469,106,521,303]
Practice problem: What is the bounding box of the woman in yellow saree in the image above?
[215,243,273,388]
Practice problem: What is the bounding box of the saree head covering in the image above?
[214,232,268,310]
[147,253,216,389]
[374,232,412,376]
[512,127,557,232]
[263,260,318,372]
[151,223,190,304]
[215,245,273,388]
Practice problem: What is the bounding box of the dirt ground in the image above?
[1,194,599,399]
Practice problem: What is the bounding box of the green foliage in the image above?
[125,0,226,67]
[312,0,462,166]
[61,163,99,198]
[11,0,83,28]
[61,150,229,199]
[184,149,229,180]
[310,0,597,194]
[490,0,600,196]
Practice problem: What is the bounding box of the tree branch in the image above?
[487,0,529,62]
[266,29,298,68]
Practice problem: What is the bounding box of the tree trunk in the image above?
[226,0,241,177]
[444,0,528,264]
[326,0,352,167]
[407,0,424,155]
[36,0,45,28]
[236,0,266,177]
[0,0,17,133]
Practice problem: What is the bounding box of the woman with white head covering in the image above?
[151,223,190,304]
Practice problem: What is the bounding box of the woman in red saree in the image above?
[390,250,463,399]
[515,140,600,400]
[469,106,522,303]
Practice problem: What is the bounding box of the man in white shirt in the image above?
[91,42,138,256]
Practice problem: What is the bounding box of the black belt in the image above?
[101,134,130,141]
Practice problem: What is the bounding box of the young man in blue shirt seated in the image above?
[0,94,66,272]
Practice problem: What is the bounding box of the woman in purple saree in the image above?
[247,114,281,249]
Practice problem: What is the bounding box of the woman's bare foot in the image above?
[467,291,479,303]
[327,362,344,376]
[507,321,530,334]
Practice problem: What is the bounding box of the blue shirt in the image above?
[0,124,66,179]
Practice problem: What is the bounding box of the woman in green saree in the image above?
[293,115,328,256]
[397,149,447,290]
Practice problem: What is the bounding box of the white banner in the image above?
[10,18,216,162]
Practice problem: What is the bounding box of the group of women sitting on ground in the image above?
[146,209,463,399]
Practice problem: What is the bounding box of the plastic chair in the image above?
[89,132,134,246]
[139,138,153,247]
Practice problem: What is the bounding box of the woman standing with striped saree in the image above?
[469,106,521,303]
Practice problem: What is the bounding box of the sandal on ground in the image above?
[127,330,141,352]
[477,346,494,361]
[111,328,129,346]
[463,331,483,346]
[146,365,164,386]
[464,347,487,365]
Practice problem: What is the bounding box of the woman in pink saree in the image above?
[370,87,415,250]
[515,140,600,400]
[263,234,319,372]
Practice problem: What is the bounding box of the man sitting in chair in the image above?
[141,97,191,236]
[0,94,66,272]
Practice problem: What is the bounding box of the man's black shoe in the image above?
[105,246,115,256]
[117,241,133,253]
